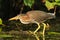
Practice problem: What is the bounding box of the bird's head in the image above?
[9,14,31,24]
[9,14,26,20]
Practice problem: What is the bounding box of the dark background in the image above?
[0,0,60,21]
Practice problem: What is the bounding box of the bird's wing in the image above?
[27,11,53,23]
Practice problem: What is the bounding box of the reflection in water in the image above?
[29,31,40,40]
[29,23,47,40]
[34,33,40,40]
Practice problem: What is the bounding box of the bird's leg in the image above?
[29,22,40,34]
[34,22,40,34]
[42,23,46,40]
[28,22,40,40]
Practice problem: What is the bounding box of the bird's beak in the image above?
[9,16,18,21]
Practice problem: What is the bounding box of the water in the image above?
[0,18,60,40]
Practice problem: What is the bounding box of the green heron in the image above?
[9,10,55,36]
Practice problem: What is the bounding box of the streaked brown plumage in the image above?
[26,11,55,23]
[9,10,55,39]
[9,10,55,24]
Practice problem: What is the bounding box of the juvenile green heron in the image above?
[9,10,55,35]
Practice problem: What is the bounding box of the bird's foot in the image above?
[28,31,33,34]
[28,31,36,34]
[28,31,40,40]
[34,31,37,34]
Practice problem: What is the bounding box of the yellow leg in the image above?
[28,22,40,40]
[29,22,40,34]
[34,22,40,34]
[42,23,46,40]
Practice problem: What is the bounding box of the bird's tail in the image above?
[54,6,56,15]
[9,15,19,20]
